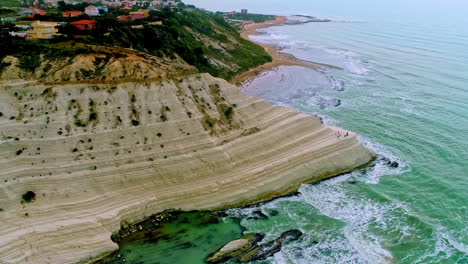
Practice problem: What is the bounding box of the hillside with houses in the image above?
[0,0,275,80]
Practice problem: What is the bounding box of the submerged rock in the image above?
[206,233,264,263]
[247,210,269,220]
[238,230,303,262]
[267,209,279,217]
[381,157,399,168]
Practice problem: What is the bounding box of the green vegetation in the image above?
[0,7,16,16]
[224,106,234,119]
[81,8,271,79]
[224,13,275,23]
[18,54,41,72]
[0,5,271,80]
[0,0,20,8]
[21,191,36,203]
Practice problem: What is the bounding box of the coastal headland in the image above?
[0,9,374,264]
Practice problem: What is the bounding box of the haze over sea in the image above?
[111,1,468,263]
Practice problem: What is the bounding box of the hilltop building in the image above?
[27,21,60,40]
[129,11,145,20]
[44,0,59,7]
[121,0,132,8]
[150,0,162,7]
[241,9,248,15]
[18,8,35,17]
[62,11,83,17]
[85,5,99,16]
[19,7,46,18]
[70,20,96,30]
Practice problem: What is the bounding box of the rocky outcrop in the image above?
[0,73,374,264]
[206,233,264,263]
[238,230,303,262]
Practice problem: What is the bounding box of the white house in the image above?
[150,0,162,7]
[85,5,99,16]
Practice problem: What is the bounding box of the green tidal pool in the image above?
[106,212,243,264]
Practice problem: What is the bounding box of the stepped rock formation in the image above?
[0,69,374,263]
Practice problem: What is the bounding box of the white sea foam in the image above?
[357,136,408,184]
[298,182,396,264]
[343,59,370,75]
[413,225,468,264]
[274,236,368,264]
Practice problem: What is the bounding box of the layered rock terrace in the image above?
[0,68,374,263]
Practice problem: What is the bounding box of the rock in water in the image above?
[390,161,399,168]
[206,233,264,263]
[238,230,303,262]
[280,230,303,241]
[247,210,269,220]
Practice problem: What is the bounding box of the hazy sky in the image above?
[184,0,468,22]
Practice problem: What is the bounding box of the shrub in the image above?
[224,107,234,119]
[131,120,140,126]
[74,120,86,127]
[17,54,41,72]
[22,191,36,203]
[89,112,97,121]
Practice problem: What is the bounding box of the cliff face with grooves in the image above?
[0,68,374,263]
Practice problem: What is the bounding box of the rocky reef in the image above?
[206,230,304,263]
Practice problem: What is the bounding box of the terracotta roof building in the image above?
[129,11,145,20]
[19,7,46,18]
[70,20,96,30]
[62,11,83,17]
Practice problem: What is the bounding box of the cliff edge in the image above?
[0,71,374,263]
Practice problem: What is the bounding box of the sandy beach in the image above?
[230,16,319,85]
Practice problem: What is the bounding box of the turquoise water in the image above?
[108,16,468,264]
[238,20,468,263]
[107,212,243,264]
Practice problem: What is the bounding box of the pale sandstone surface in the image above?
[0,73,374,263]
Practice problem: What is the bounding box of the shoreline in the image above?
[229,16,321,86]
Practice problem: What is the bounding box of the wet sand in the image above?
[230,16,320,86]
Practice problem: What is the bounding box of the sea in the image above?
[107,4,468,264]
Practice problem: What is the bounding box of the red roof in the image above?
[71,20,96,25]
[29,7,46,12]
[63,11,82,14]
